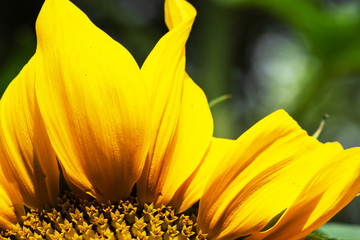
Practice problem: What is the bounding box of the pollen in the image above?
[0,192,207,240]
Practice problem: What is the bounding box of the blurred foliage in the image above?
[2,0,360,236]
[319,222,360,239]
[210,0,360,145]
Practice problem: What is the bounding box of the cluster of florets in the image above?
[0,192,207,240]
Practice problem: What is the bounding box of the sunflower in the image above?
[1,0,360,239]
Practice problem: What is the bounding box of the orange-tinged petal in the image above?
[35,0,150,201]
[0,195,17,230]
[138,0,212,207]
[170,137,235,213]
[250,147,360,240]
[197,109,347,240]
[0,190,20,230]
[0,163,24,229]
[0,57,59,209]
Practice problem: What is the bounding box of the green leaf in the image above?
[319,223,360,240]
[305,229,332,240]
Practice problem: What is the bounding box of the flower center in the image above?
[0,192,207,239]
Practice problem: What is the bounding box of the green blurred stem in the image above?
[209,94,232,108]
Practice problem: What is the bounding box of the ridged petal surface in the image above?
[170,137,234,212]
[197,110,360,240]
[0,56,59,209]
[249,147,360,240]
[0,167,24,230]
[137,0,213,207]
[35,0,150,201]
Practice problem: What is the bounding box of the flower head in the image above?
[0,0,360,239]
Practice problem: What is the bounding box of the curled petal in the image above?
[138,0,213,207]
[197,110,356,240]
[165,0,196,30]
[35,0,150,201]
[0,57,59,209]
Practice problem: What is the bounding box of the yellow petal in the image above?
[138,0,212,207]
[0,56,59,208]
[138,74,213,208]
[35,0,150,201]
[251,147,360,240]
[197,109,345,240]
[170,137,235,213]
[165,0,195,30]
[154,76,213,207]
[0,196,17,230]
[0,163,24,229]
[0,190,21,230]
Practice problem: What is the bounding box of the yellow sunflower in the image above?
[1,0,360,239]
